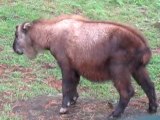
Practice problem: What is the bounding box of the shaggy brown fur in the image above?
[13,15,157,118]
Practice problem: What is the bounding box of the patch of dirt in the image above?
[0,0,16,5]
[0,92,5,110]
[153,21,160,29]
[139,7,148,16]
[0,64,8,77]
[0,15,7,20]
[13,15,20,19]
[22,72,36,84]
[12,95,160,120]
[152,48,160,54]
[41,63,56,69]
[0,91,14,111]
[12,95,112,120]
[0,46,3,52]
[8,65,32,73]
[73,8,83,15]
[44,76,62,92]
[8,65,36,83]
[0,64,36,83]
[0,67,4,76]
[0,15,20,21]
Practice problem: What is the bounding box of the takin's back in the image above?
[52,19,150,81]
[52,18,148,61]
[30,16,151,81]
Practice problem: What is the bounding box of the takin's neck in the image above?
[29,24,57,50]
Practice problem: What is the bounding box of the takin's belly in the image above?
[77,65,111,82]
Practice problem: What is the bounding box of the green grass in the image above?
[0,0,160,119]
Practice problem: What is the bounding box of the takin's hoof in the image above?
[148,105,158,113]
[59,107,68,114]
[107,112,121,119]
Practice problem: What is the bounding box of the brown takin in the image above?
[13,15,158,118]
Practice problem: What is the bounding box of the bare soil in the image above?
[12,95,160,120]
[152,48,160,54]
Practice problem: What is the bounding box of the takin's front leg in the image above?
[59,66,80,114]
[108,64,134,118]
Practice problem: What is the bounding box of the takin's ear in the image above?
[22,22,32,32]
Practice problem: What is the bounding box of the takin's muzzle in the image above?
[13,40,24,55]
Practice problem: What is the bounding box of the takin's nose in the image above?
[13,41,23,55]
[14,48,23,55]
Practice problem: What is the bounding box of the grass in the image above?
[0,0,160,119]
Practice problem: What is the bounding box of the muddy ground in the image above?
[12,94,160,120]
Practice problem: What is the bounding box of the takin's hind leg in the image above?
[132,67,158,113]
[109,64,134,118]
[59,67,80,114]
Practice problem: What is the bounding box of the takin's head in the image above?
[13,22,37,59]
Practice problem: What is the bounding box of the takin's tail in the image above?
[142,47,152,65]
[137,47,152,67]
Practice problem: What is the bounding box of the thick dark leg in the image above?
[132,67,158,113]
[59,67,80,114]
[109,64,134,118]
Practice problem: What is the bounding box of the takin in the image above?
[12,15,158,118]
